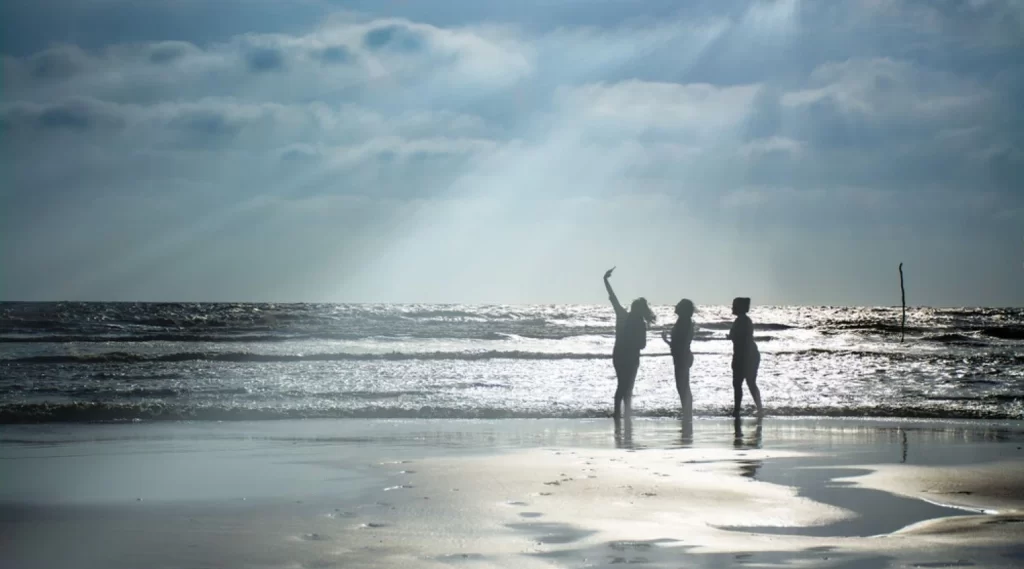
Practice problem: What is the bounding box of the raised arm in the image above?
[603,267,625,315]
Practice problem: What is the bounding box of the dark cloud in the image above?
[148,41,194,64]
[317,45,351,64]
[363,24,427,52]
[279,145,319,162]
[28,45,87,80]
[169,109,244,138]
[0,99,125,132]
[37,105,92,130]
[244,46,285,72]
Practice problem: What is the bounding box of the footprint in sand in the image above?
[383,484,414,491]
[360,522,388,529]
[544,481,561,486]
[300,533,330,542]
[519,512,544,518]
[505,501,529,507]
[538,492,553,496]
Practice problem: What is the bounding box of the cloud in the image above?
[1,17,531,107]
[740,136,803,157]
[782,58,987,118]
[0,98,125,132]
[316,45,351,64]
[147,41,199,65]
[557,80,761,138]
[858,0,1024,48]
[244,46,286,72]
[363,24,428,52]
[1,4,1022,304]
[27,45,88,80]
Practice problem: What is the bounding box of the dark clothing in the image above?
[730,313,763,415]
[613,352,640,381]
[669,317,695,418]
[730,315,759,374]
[606,281,646,417]
[669,318,694,368]
[613,306,646,355]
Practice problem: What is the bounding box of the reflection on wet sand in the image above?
[680,416,694,448]
[734,417,764,478]
[614,416,634,449]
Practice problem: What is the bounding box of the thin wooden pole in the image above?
[899,262,906,343]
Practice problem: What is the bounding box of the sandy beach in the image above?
[2,417,1023,568]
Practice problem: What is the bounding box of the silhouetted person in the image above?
[604,267,656,419]
[662,299,696,419]
[728,297,763,417]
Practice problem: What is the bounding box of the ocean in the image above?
[1,302,1022,423]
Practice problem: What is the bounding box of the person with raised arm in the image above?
[603,267,656,419]
[728,297,763,417]
[662,299,696,419]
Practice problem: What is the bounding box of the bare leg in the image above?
[675,368,692,418]
[732,367,744,417]
[623,358,638,418]
[612,355,625,418]
[747,353,763,414]
[746,375,763,415]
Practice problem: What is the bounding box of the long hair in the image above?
[629,298,656,326]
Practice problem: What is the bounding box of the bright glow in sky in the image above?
[2,0,1022,306]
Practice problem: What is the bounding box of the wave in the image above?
[822,322,1024,341]
[923,333,989,346]
[697,322,795,331]
[980,326,1024,340]
[1,401,1020,424]
[7,346,1021,366]
[824,322,934,334]
[2,350,683,365]
[0,327,620,343]
[0,330,570,343]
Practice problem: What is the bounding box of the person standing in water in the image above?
[603,267,656,419]
[662,299,696,419]
[728,297,763,417]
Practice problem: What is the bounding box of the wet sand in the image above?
[1,417,1023,568]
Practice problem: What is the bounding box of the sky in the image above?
[1,0,1022,306]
